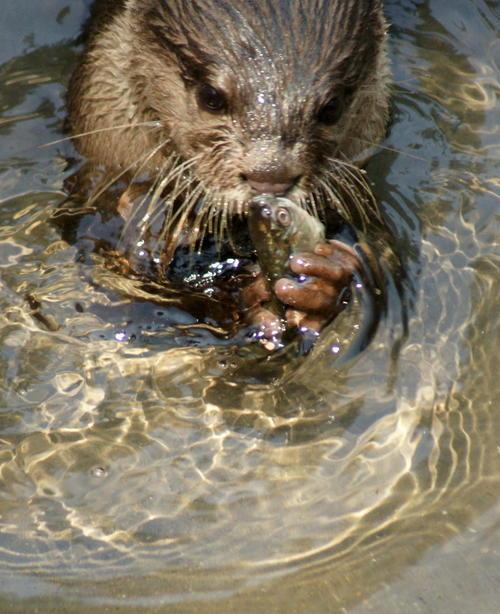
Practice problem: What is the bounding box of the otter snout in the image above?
[242,168,302,195]
[241,140,303,196]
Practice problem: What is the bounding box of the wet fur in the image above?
[68,0,390,250]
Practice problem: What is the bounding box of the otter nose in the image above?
[242,169,301,195]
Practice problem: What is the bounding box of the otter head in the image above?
[126,0,389,217]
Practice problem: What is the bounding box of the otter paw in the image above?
[274,239,358,321]
[245,306,286,351]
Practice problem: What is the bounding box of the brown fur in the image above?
[68,0,390,231]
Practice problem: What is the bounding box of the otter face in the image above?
[128,0,389,214]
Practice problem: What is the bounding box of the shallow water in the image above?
[0,1,499,612]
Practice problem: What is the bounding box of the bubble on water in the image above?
[91,466,107,478]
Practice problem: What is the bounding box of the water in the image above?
[0,1,498,611]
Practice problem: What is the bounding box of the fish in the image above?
[248,194,325,296]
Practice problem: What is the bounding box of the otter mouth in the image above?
[113,145,381,265]
[247,180,297,197]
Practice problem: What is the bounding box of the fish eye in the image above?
[317,95,345,126]
[196,83,228,113]
[261,205,272,218]
[276,207,291,227]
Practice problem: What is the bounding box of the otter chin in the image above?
[66,0,391,342]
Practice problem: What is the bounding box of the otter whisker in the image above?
[330,169,370,228]
[160,167,202,237]
[166,186,205,253]
[127,152,201,248]
[151,184,196,245]
[40,121,161,149]
[163,180,205,242]
[119,155,174,245]
[307,192,322,219]
[342,167,379,220]
[196,193,223,250]
[145,158,199,237]
[87,136,171,208]
[137,152,194,228]
[343,167,381,221]
[349,136,428,162]
[217,198,230,251]
[206,198,219,237]
[317,177,342,211]
[324,156,379,224]
[326,155,365,173]
[329,157,382,222]
[226,199,242,252]
[192,190,215,251]
[203,198,217,245]
[214,198,228,252]
[165,155,202,203]
[316,177,359,227]
[197,189,235,253]
[299,194,314,217]
[127,140,174,188]
[316,191,328,218]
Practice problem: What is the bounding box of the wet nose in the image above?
[242,169,301,195]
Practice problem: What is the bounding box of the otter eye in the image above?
[196,83,227,113]
[317,96,345,126]
[276,207,291,227]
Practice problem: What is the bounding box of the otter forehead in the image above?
[143,0,385,98]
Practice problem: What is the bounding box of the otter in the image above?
[67,0,390,340]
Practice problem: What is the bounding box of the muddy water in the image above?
[0,1,498,612]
